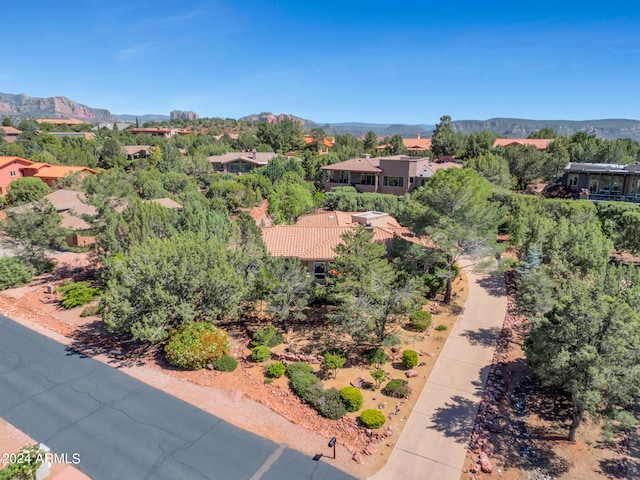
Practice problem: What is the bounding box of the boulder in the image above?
[364,443,379,456]
[351,377,365,388]
[352,452,363,464]
[405,369,419,378]
[479,452,493,473]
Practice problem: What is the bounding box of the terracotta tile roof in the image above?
[33,166,98,178]
[0,156,32,169]
[402,137,432,150]
[262,211,432,261]
[24,162,51,170]
[492,138,553,150]
[0,126,21,135]
[303,135,335,148]
[35,118,86,125]
[321,157,382,173]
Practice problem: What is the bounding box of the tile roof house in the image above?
[321,154,462,195]
[0,126,22,143]
[262,210,431,282]
[402,134,432,152]
[559,162,640,204]
[492,138,554,151]
[30,165,98,188]
[0,156,33,195]
[208,150,277,174]
[304,135,335,153]
[123,145,152,160]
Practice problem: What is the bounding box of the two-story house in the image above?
[321,154,462,195]
[560,162,640,203]
[0,156,33,195]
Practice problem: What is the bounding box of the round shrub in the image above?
[340,386,364,412]
[408,310,432,332]
[316,388,347,420]
[57,281,100,309]
[285,361,315,379]
[212,354,238,372]
[382,379,412,398]
[435,324,448,331]
[290,372,324,404]
[360,409,386,429]
[265,361,286,378]
[0,257,33,290]
[251,325,284,348]
[402,350,419,369]
[164,323,231,370]
[251,345,271,362]
[363,347,389,365]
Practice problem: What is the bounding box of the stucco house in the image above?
[261,210,430,282]
[559,162,640,203]
[321,154,462,195]
[492,138,554,151]
[0,156,33,195]
[208,150,277,174]
[0,126,22,143]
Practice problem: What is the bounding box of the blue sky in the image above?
[3,1,640,124]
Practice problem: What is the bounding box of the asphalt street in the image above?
[0,315,355,480]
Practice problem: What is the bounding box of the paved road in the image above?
[0,315,355,480]
[370,266,508,480]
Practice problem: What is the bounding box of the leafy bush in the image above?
[265,361,286,378]
[251,345,271,362]
[360,409,386,429]
[251,324,285,348]
[340,386,364,412]
[212,354,238,372]
[363,347,389,365]
[435,325,448,331]
[408,310,432,332]
[382,334,401,347]
[324,352,346,378]
[315,387,347,420]
[285,361,315,379]
[290,372,324,404]
[382,379,412,398]
[370,369,387,388]
[402,350,419,369]
[164,323,232,370]
[0,257,33,290]
[56,281,100,309]
[264,377,273,384]
[80,304,101,317]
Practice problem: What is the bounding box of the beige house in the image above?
[261,210,430,282]
[208,150,277,174]
[321,154,462,195]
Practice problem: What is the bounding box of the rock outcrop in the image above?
[170,110,200,121]
[0,93,113,123]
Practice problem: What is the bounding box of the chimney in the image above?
[364,153,371,160]
[416,133,421,139]
[251,148,257,160]
[364,222,374,232]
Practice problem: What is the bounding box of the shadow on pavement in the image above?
[475,276,506,298]
[458,326,502,348]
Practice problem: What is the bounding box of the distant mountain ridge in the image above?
[1,92,639,141]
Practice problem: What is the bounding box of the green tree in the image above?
[263,257,314,328]
[363,131,377,151]
[465,153,512,188]
[101,233,247,343]
[525,287,640,441]
[256,119,305,153]
[5,177,50,206]
[502,144,545,190]
[267,183,314,224]
[324,352,346,379]
[528,127,559,139]
[386,134,407,155]
[431,115,465,158]
[405,168,505,302]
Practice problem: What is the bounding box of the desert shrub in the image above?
[435,324,448,331]
[212,354,238,372]
[251,345,271,362]
[264,378,273,384]
[0,257,33,290]
[363,347,389,365]
[285,361,315,379]
[265,361,286,378]
[340,386,364,412]
[164,323,231,370]
[402,350,419,369]
[382,379,412,398]
[57,281,100,309]
[290,372,324,404]
[315,387,347,420]
[80,304,100,317]
[381,334,400,347]
[370,369,387,388]
[33,258,56,275]
[251,324,284,348]
[324,352,346,378]
[360,409,386,429]
[408,310,432,332]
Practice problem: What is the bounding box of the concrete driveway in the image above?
[0,315,355,480]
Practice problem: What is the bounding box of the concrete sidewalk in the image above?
[370,268,507,480]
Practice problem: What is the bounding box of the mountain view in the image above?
[2,92,640,141]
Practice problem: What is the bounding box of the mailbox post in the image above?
[328,437,337,459]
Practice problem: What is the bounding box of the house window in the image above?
[383,176,404,187]
[567,174,578,187]
[599,175,612,193]
[631,177,640,196]
[9,170,16,177]
[360,173,376,185]
[229,162,241,172]
[212,162,223,172]
[409,177,415,184]
[589,176,599,194]
[313,262,327,281]
[611,175,623,194]
[337,171,348,184]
